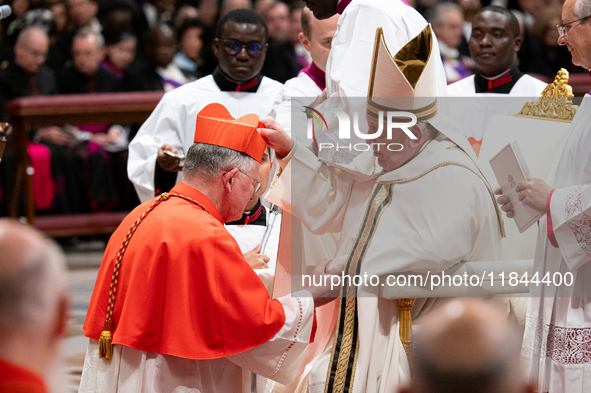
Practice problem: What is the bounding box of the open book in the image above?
[489,142,543,233]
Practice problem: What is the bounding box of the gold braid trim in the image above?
[98,192,209,360]
[398,298,414,365]
[325,184,393,393]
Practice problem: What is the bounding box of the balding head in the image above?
[403,299,532,393]
[0,219,68,376]
[14,27,50,74]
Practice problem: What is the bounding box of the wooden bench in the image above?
[33,211,131,238]
[4,91,164,235]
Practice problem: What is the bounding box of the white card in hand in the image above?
[490,142,542,233]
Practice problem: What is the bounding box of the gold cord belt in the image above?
[98,192,209,360]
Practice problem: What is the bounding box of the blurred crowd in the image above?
[0,0,312,96]
[0,0,579,216]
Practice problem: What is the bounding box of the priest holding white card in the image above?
[495,0,591,390]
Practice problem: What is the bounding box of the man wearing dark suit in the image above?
[57,28,121,94]
[56,28,132,212]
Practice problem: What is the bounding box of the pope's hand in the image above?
[257,117,293,159]
[243,243,270,269]
[515,176,553,214]
[323,255,348,275]
[157,144,183,172]
[306,258,345,308]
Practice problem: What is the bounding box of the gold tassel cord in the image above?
[398,298,414,366]
[98,192,210,360]
[98,329,112,360]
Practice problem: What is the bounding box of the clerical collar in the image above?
[299,62,326,90]
[226,199,267,226]
[212,67,262,92]
[336,0,352,14]
[474,66,523,93]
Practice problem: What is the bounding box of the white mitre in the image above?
[366,25,477,161]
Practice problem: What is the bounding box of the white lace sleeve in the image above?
[550,184,591,270]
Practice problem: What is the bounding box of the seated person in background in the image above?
[261,0,302,83]
[0,219,70,393]
[172,17,205,82]
[0,26,60,214]
[57,27,121,96]
[100,30,138,83]
[131,24,189,92]
[400,299,534,393]
[56,27,133,212]
[429,3,473,84]
[290,3,310,69]
[48,0,101,70]
[128,9,283,203]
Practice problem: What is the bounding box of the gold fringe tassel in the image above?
[399,298,414,366]
[98,330,113,360]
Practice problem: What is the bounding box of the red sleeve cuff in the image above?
[310,309,317,343]
[547,189,559,248]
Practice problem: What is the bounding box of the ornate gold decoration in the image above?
[0,123,11,163]
[324,183,393,393]
[515,68,578,122]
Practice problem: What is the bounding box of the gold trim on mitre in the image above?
[367,25,438,121]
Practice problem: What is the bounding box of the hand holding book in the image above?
[490,142,553,233]
[514,176,554,213]
[495,176,553,215]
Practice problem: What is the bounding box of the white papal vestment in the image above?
[266,120,504,392]
[521,94,591,393]
[128,75,283,202]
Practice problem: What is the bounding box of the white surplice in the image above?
[78,294,315,393]
[266,117,504,392]
[448,74,548,96]
[447,74,548,143]
[128,75,283,202]
[521,94,591,393]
